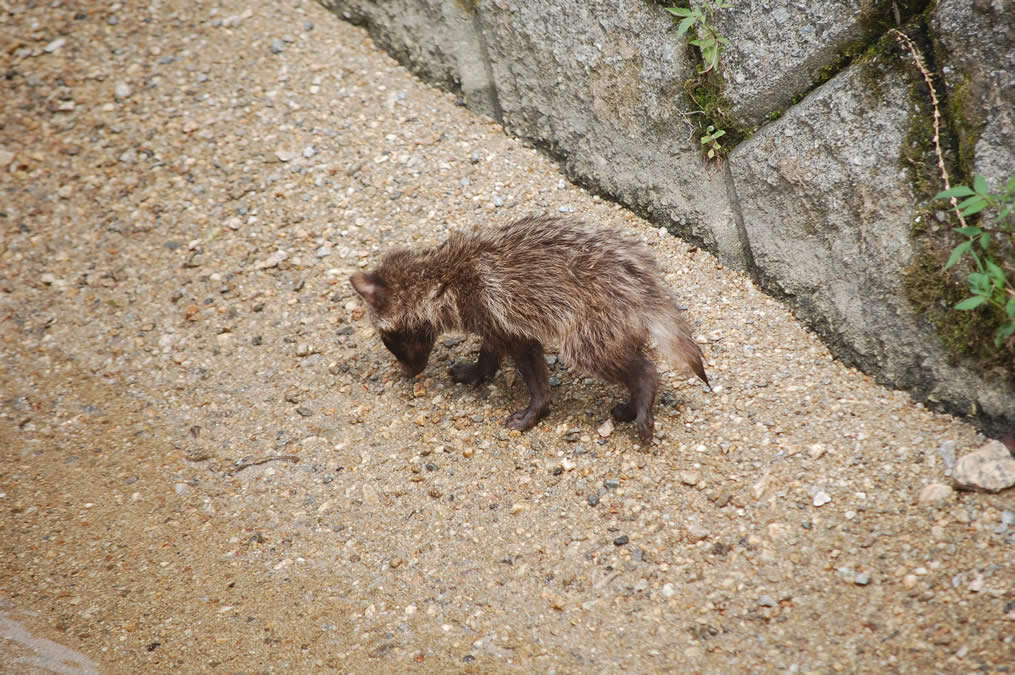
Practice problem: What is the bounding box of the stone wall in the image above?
[318,0,1015,432]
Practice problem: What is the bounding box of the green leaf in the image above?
[944,240,972,269]
[954,226,982,237]
[955,296,987,310]
[958,196,988,216]
[968,272,989,292]
[973,173,989,195]
[985,259,1005,284]
[996,204,1012,222]
[1006,297,1015,318]
[979,231,991,250]
[666,7,694,17]
[676,15,697,36]
[710,128,725,139]
[935,185,975,199]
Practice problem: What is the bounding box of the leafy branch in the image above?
[937,174,1015,347]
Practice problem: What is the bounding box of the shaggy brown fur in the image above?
[350,215,708,442]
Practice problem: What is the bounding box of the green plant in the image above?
[700,124,725,160]
[667,1,732,74]
[937,173,1015,347]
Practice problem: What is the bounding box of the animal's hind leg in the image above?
[504,338,550,431]
[610,351,658,443]
[449,341,501,385]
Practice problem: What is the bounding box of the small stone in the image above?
[938,440,957,471]
[174,483,192,496]
[509,503,527,515]
[813,491,831,507]
[686,523,709,541]
[462,447,474,459]
[114,82,131,100]
[679,470,700,486]
[44,37,66,53]
[296,406,313,417]
[758,594,777,607]
[603,478,620,490]
[255,250,288,269]
[597,418,614,438]
[0,149,13,167]
[918,483,953,504]
[587,493,600,507]
[662,583,676,597]
[902,574,918,590]
[854,572,871,586]
[275,149,297,163]
[271,38,285,54]
[952,441,1015,492]
[613,535,629,546]
[808,443,827,459]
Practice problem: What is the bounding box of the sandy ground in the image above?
[1,0,1013,672]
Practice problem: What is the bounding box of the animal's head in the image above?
[350,249,448,377]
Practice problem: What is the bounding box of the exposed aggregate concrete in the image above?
[1,1,1013,672]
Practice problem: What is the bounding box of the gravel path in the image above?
[2,1,1013,671]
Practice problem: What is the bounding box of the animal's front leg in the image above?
[449,341,501,385]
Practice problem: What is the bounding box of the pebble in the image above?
[679,470,700,486]
[255,250,288,269]
[812,491,831,507]
[44,37,66,53]
[114,82,131,100]
[686,523,709,541]
[613,535,629,546]
[854,572,871,586]
[952,440,1015,492]
[271,38,285,54]
[938,440,957,471]
[758,594,777,607]
[918,483,953,504]
[603,478,620,490]
[597,418,614,438]
[587,493,600,506]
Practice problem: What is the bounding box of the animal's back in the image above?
[470,216,689,378]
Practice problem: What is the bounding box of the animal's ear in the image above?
[350,271,388,310]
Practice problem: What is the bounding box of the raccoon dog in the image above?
[350,215,708,442]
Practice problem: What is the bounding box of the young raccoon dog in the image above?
[350,215,708,442]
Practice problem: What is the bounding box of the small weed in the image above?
[667,2,732,74]
[699,124,725,160]
[937,174,1015,347]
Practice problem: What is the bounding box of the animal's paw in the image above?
[504,406,547,431]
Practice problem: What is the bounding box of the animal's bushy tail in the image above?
[648,306,710,388]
